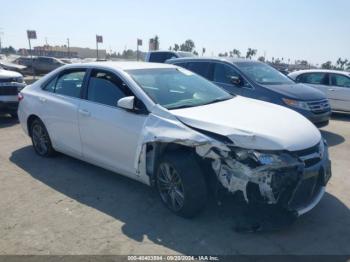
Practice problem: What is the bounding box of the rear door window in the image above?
[187,62,212,79]
[297,73,329,85]
[330,74,350,88]
[54,70,86,98]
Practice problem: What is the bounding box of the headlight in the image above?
[282,98,310,110]
[232,148,288,168]
[14,77,24,83]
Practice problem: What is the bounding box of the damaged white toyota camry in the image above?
[18,62,331,218]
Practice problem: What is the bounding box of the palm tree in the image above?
[233,49,241,58]
[337,58,348,70]
[246,48,257,59]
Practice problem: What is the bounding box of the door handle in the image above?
[79,109,91,117]
[328,88,335,91]
[38,97,46,103]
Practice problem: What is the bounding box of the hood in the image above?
[0,69,23,79]
[171,96,321,151]
[261,83,326,101]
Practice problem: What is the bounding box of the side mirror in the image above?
[230,76,242,86]
[117,96,135,110]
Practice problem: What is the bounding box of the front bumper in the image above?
[215,142,332,216]
[0,99,18,113]
[281,152,331,216]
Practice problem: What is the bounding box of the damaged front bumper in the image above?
[209,140,331,216]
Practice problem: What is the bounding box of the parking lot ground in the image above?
[0,113,349,255]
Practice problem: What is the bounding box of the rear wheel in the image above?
[156,151,208,218]
[30,119,55,157]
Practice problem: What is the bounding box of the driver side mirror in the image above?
[229,76,242,86]
[117,96,135,110]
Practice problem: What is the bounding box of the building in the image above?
[19,45,106,59]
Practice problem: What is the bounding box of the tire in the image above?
[156,150,208,218]
[30,118,56,157]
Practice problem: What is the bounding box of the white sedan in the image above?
[18,62,331,217]
[289,69,350,112]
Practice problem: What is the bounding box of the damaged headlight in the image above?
[232,148,289,168]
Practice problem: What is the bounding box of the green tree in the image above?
[246,48,257,59]
[258,56,265,62]
[180,39,195,52]
[321,61,333,69]
[173,44,180,51]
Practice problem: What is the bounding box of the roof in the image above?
[289,69,350,77]
[66,61,177,71]
[166,56,257,64]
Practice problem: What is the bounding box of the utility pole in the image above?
[67,38,70,58]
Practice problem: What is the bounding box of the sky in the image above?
[0,0,349,65]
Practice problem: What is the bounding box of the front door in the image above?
[212,62,246,95]
[78,69,147,177]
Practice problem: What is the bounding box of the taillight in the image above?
[18,93,24,102]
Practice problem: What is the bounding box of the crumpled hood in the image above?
[0,69,22,78]
[171,96,321,151]
[261,83,326,100]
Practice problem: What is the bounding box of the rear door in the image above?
[186,61,213,80]
[39,68,87,157]
[328,73,350,111]
[78,69,148,177]
[296,72,330,95]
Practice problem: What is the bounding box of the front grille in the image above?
[292,142,321,168]
[307,99,330,114]
[288,174,322,210]
[0,78,16,83]
[0,87,18,96]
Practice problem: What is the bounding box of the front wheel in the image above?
[30,119,56,157]
[156,151,208,218]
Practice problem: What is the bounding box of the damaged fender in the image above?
[134,104,302,205]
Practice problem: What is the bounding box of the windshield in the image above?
[235,62,294,85]
[127,68,233,110]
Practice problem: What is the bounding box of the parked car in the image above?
[288,69,350,112]
[167,58,331,127]
[145,51,195,63]
[31,56,66,74]
[18,62,331,218]
[14,56,36,67]
[0,66,26,117]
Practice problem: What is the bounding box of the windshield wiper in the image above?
[169,104,196,110]
[201,96,232,106]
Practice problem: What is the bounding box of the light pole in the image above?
[67,38,70,58]
[27,30,37,80]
